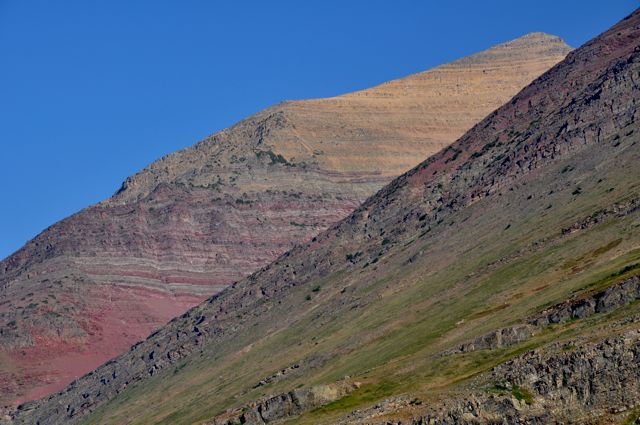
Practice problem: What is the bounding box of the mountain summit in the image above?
[8,7,640,425]
[0,34,569,406]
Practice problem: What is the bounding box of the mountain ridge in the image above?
[0,33,570,406]
[108,31,570,205]
[8,8,639,425]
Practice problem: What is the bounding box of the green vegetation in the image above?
[493,153,505,162]
[511,385,534,405]
[561,238,622,270]
[622,407,640,425]
[490,383,533,405]
[311,382,397,414]
[444,147,462,163]
[470,137,500,159]
[255,149,294,166]
[346,252,362,262]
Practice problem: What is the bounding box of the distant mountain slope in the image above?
[109,32,570,202]
[0,34,570,406]
[8,8,639,425]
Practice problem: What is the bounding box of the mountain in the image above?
[0,34,571,406]
[7,7,639,425]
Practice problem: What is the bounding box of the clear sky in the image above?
[0,1,637,259]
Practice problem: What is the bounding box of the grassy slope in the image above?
[81,121,640,424]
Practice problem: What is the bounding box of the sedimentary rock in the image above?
[0,33,571,405]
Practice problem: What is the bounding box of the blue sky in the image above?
[0,0,637,259]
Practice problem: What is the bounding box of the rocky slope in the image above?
[344,321,640,424]
[0,34,571,406]
[6,7,639,425]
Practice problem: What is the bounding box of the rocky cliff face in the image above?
[0,34,570,406]
[208,381,360,425]
[5,8,638,425]
[362,323,640,424]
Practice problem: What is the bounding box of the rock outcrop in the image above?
[442,273,640,355]
[442,324,536,355]
[208,382,359,425]
[406,327,640,425]
[530,274,640,326]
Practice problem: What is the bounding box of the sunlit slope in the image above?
[0,33,570,407]
[9,8,640,425]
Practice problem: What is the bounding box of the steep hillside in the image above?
[0,34,570,406]
[8,8,639,425]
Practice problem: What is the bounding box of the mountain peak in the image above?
[107,32,571,206]
[512,31,567,43]
[445,32,572,67]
